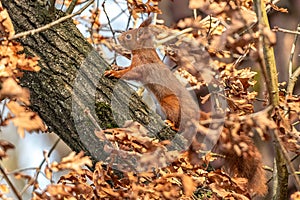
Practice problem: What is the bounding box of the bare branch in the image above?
[273,26,300,35]
[102,0,117,44]
[20,138,62,195]
[287,66,300,95]
[0,163,22,200]
[0,0,93,42]
[253,0,287,199]
[288,24,300,78]
[49,0,56,13]
[66,0,79,14]
[254,0,279,106]
[273,130,300,190]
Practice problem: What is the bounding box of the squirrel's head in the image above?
[118,17,155,50]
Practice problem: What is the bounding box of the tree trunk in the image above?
[2,0,175,165]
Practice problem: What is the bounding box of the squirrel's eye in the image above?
[125,34,132,40]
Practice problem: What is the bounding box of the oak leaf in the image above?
[4,101,47,137]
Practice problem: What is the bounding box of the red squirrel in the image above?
[104,17,199,130]
[104,18,267,196]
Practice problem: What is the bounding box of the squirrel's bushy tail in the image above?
[216,133,268,196]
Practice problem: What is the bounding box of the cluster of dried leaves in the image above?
[127,0,161,19]
[0,5,46,138]
[1,0,300,199]
[32,149,251,199]
[84,0,300,198]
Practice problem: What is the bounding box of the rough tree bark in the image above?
[2,0,176,165]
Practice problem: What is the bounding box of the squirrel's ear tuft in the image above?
[139,17,152,28]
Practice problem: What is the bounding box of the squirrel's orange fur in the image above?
[105,18,198,128]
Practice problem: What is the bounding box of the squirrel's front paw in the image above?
[104,70,122,78]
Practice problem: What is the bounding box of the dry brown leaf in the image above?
[127,0,161,19]
[0,78,30,105]
[16,55,40,72]
[0,7,14,38]
[0,184,9,194]
[0,140,14,159]
[291,191,300,200]
[5,101,47,137]
[14,172,35,186]
[267,2,288,13]
[0,40,40,80]
[180,174,196,196]
[50,151,92,172]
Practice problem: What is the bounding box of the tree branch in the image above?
[1,0,93,42]
[287,66,300,95]
[288,24,300,80]
[254,0,279,106]
[66,0,79,14]
[0,163,22,200]
[273,130,300,190]
[253,0,288,199]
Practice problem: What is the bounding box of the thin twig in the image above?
[84,108,103,131]
[197,150,225,158]
[288,24,300,78]
[273,26,300,35]
[232,44,251,67]
[102,0,117,43]
[0,98,8,124]
[238,0,281,36]
[155,27,193,46]
[88,1,100,46]
[193,9,197,19]
[126,13,132,30]
[263,165,273,172]
[206,15,212,37]
[273,130,300,190]
[266,0,281,12]
[0,163,22,200]
[199,105,273,125]
[100,12,127,29]
[111,0,130,20]
[267,175,273,184]
[152,13,158,25]
[7,167,38,175]
[292,121,300,126]
[20,138,61,195]
[66,0,78,14]
[255,97,268,102]
[0,0,93,42]
[287,66,300,95]
[49,0,56,13]
[60,0,66,10]
[291,154,299,162]
[72,95,104,132]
